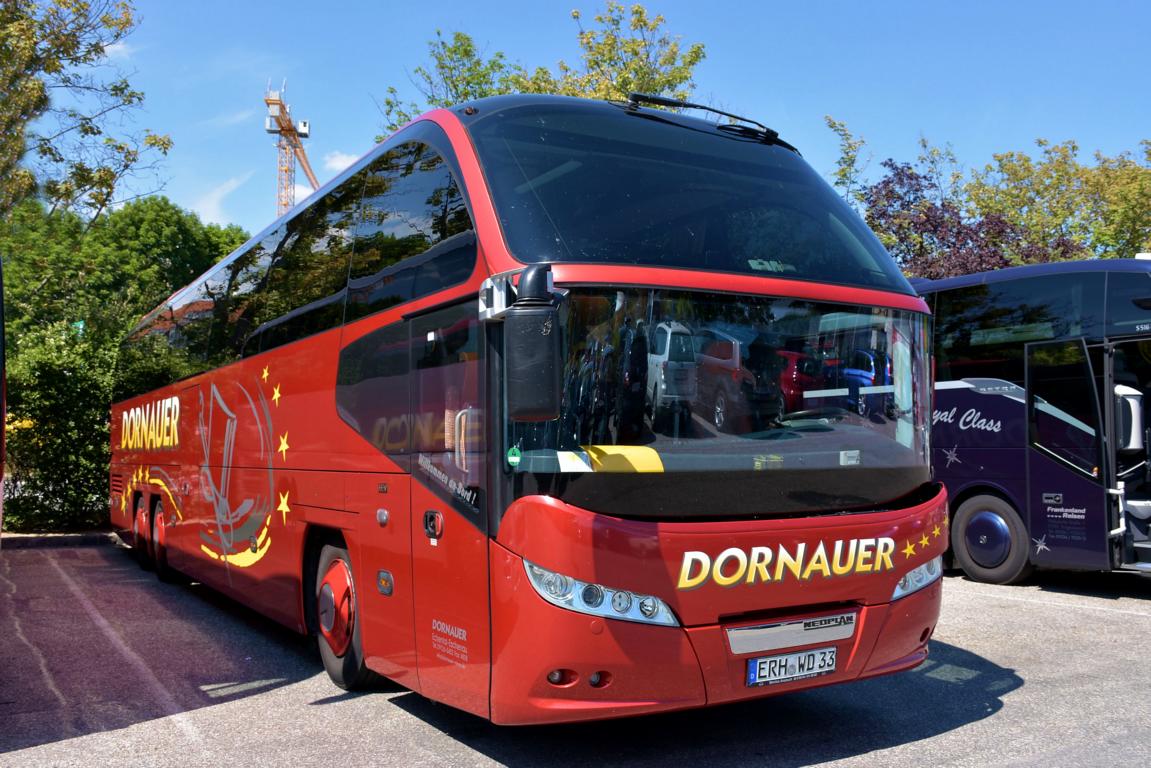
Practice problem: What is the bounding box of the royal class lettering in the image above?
[932,406,1002,433]
[120,396,181,450]
[677,538,896,590]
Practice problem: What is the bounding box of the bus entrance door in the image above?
[409,305,491,719]
[1024,340,1112,571]
[1110,340,1151,569]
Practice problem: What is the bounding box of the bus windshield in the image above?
[506,288,932,519]
[468,101,913,294]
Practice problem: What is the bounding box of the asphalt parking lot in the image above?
[1,541,1149,767]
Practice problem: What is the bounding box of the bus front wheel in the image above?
[952,495,1033,585]
[315,544,379,690]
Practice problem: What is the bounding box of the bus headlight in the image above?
[891,556,943,601]
[524,560,679,626]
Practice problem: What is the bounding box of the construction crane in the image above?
[264,82,319,215]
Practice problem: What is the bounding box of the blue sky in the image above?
[113,0,1148,237]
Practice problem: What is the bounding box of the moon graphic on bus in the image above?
[197,380,277,568]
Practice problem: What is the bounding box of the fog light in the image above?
[588,671,601,687]
[547,669,564,685]
[638,596,658,618]
[611,590,633,614]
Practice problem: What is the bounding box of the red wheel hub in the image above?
[317,558,355,657]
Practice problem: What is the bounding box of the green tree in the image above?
[4,322,117,531]
[378,2,706,135]
[0,0,171,220]
[1081,141,1151,258]
[510,4,706,102]
[824,116,868,208]
[1,196,247,531]
[965,139,1092,264]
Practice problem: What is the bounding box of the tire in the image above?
[151,499,177,583]
[713,389,728,432]
[132,494,152,571]
[315,544,380,690]
[951,495,1033,584]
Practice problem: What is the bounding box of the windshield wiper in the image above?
[624,92,783,145]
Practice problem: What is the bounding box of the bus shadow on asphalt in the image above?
[1024,569,1151,601]
[388,640,1022,766]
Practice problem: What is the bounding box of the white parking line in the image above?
[959,584,1151,619]
[45,552,203,742]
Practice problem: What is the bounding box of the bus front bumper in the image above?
[488,547,941,725]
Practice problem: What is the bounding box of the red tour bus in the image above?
[111,94,946,724]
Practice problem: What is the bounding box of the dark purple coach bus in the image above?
[915,258,1151,583]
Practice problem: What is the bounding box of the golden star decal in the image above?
[277,491,291,525]
[902,540,917,558]
[272,384,282,406]
[261,366,269,382]
[919,533,930,548]
[278,432,290,461]
[943,515,950,528]
[932,524,942,538]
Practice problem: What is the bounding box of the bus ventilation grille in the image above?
[110,474,124,494]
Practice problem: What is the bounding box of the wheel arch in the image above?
[947,481,1022,522]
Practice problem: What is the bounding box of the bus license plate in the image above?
[746,647,837,687]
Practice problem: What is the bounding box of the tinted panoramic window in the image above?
[248,171,365,353]
[1106,270,1151,337]
[121,165,369,399]
[468,101,911,293]
[345,136,475,322]
[934,273,1105,385]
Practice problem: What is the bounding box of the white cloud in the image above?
[192,171,255,225]
[103,41,135,60]
[323,151,359,173]
[292,183,316,207]
[201,108,257,128]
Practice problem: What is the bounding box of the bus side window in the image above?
[410,303,484,516]
[336,321,412,467]
[346,137,475,323]
[249,171,367,354]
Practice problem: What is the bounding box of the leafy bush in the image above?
[3,323,115,531]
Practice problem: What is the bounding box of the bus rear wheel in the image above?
[952,495,1033,584]
[315,544,379,690]
[151,499,177,583]
[132,494,152,571]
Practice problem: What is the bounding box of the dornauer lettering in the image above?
[676,537,896,590]
[120,396,181,450]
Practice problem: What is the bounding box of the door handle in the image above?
[423,509,443,540]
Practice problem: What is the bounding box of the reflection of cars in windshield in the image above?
[839,349,892,416]
[647,321,697,429]
[776,350,826,413]
[693,325,784,431]
[615,319,648,441]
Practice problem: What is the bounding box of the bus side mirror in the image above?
[505,264,561,422]
[1115,384,1144,453]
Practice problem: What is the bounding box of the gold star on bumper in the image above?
[278,432,289,461]
[919,533,930,548]
[261,366,269,382]
[272,384,282,406]
[932,524,942,538]
[902,541,917,558]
